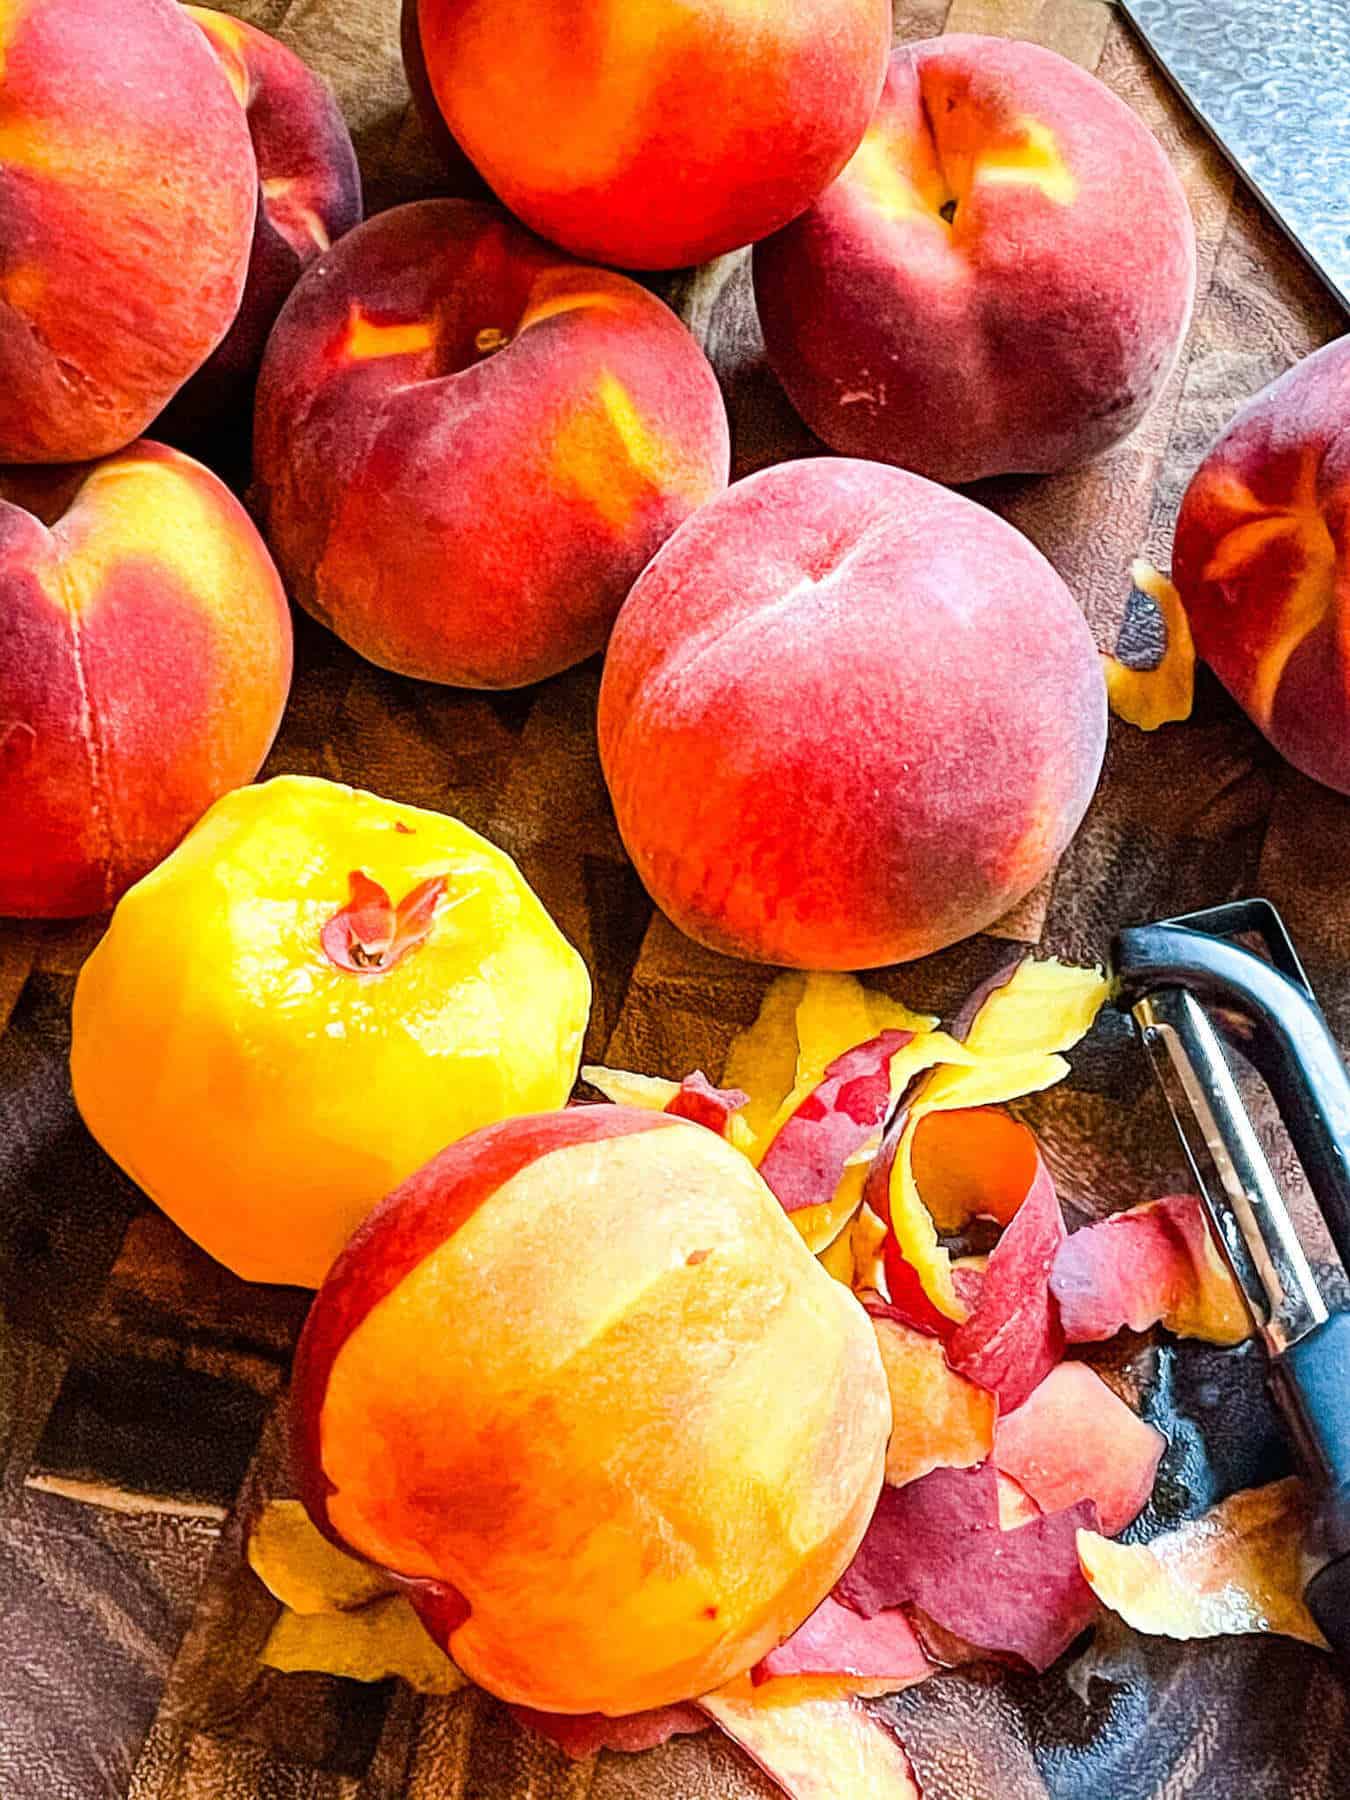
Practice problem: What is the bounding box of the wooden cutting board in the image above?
[3,2,1349,1796]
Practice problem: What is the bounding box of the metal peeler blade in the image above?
[1114,900,1350,1655]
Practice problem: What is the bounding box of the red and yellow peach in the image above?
[291,1105,890,1712]
[598,457,1107,969]
[754,35,1197,483]
[0,441,291,917]
[0,0,257,462]
[415,0,891,269]
[1173,334,1350,794]
[253,199,730,688]
[163,8,363,436]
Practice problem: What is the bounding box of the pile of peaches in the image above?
[2,0,1347,1784]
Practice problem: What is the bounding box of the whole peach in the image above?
[160,9,363,437]
[754,35,1197,483]
[415,0,891,269]
[0,443,291,917]
[291,1106,890,1712]
[1173,335,1350,793]
[253,200,730,688]
[0,0,257,462]
[597,458,1107,969]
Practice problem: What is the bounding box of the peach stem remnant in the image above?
[321,869,446,975]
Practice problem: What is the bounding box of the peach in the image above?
[415,0,891,269]
[0,441,291,917]
[161,9,363,437]
[597,458,1106,970]
[1172,334,1350,793]
[0,0,257,462]
[71,777,590,1286]
[753,35,1197,483]
[253,199,729,688]
[290,1106,890,1713]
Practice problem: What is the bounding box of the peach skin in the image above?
[597,458,1107,970]
[162,8,362,437]
[253,199,729,688]
[0,441,291,918]
[0,0,257,462]
[290,1106,890,1712]
[415,0,891,269]
[753,35,1197,483]
[70,776,591,1286]
[1173,334,1350,793]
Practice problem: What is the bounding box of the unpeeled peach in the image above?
[253,199,729,688]
[0,0,256,461]
[0,442,291,917]
[598,457,1106,969]
[754,35,1197,482]
[1173,334,1350,793]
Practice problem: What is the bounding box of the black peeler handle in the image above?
[1115,901,1350,1656]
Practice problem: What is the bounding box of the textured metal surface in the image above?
[1123,0,1350,311]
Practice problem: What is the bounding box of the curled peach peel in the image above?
[248,1498,393,1615]
[1078,1478,1328,1648]
[262,1595,468,1692]
[835,1461,1100,1673]
[1051,1194,1251,1346]
[995,1362,1165,1539]
[702,1694,921,1800]
[1104,561,1196,731]
[867,1310,995,1489]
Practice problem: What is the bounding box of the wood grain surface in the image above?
[3,2,1349,1796]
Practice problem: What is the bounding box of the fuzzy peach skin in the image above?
[290,1106,890,1713]
[0,442,291,918]
[161,8,362,437]
[753,35,1197,484]
[0,0,257,462]
[253,199,730,688]
[598,458,1107,970]
[416,0,891,270]
[1173,335,1350,793]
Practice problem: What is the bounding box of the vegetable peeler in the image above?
[1114,900,1350,1656]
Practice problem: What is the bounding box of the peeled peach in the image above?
[754,35,1197,483]
[0,0,256,461]
[0,442,291,918]
[291,1106,890,1712]
[598,458,1107,969]
[1173,334,1350,793]
[253,199,729,688]
[70,776,591,1286]
[415,0,891,269]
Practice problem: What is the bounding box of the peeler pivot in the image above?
[1114,900,1350,1656]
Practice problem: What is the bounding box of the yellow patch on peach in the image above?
[342,307,438,363]
[190,8,252,104]
[552,370,698,531]
[968,117,1077,206]
[1199,453,1337,727]
[843,128,948,227]
[517,286,628,331]
[46,448,284,630]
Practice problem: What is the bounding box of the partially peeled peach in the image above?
[290,1105,891,1713]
